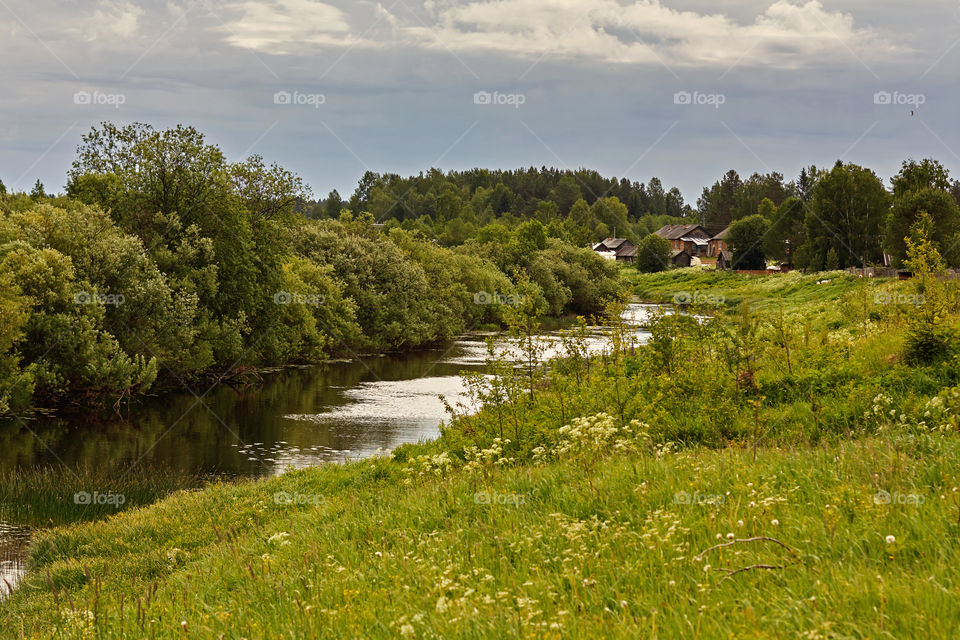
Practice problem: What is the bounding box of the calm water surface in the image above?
[0,304,655,596]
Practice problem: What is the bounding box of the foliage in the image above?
[807,162,889,269]
[728,214,770,270]
[902,213,956,364]
[634,233,673,273]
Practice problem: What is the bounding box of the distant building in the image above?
[592,238,637,263]
[708,227,730,257]
[716,250,733,270]
[671,250,693,268]
[653,224,711,257]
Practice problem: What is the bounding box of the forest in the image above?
[310,159,960,273]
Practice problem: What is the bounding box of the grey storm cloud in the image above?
[2,0,960,202]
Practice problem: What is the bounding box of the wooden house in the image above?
[592,238,637,263]
[653,224,711,256]
[708,227,730,257]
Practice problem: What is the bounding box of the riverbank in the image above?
[4,435,960,638]
[3,270,960,637]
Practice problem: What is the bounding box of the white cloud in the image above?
[221,0,365,54]
[84,0,144,41]
[411,0,896,67]
[218,0,899,68]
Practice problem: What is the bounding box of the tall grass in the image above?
[0,466,206,528]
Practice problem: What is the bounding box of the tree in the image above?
[902,212,954,363]
[762,197,806,264]
[732,172,793,220]
[796,165,821,202]
[824,247,840,271]
[324,190,344,218]
[590,197,632,242]
[884,189,960,264]
[891,159,951,198]
[807,161,889,269]
[698,169,742,234]
[634,233,672,273]
[728,214,769,270]
[30,180,45,200]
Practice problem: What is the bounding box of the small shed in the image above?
[671,250,693,268]
[716,250,733,270]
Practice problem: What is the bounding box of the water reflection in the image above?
[0,522,29,598]
[0,304,656,479]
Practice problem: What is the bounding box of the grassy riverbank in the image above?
[4,436,960,639]
[3,269,960,638]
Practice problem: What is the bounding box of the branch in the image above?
[695,536,796,560]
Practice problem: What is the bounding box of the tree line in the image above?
[702,160,960,271]
[0,124,622,415]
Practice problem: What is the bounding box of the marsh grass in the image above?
[0,466,206,528]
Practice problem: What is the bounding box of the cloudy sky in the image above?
[2,0,960,203]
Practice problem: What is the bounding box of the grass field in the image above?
[3,269,960,639]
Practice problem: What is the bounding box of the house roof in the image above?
[616,245,637,258]
[711,227,730,240]
[682,237,709,246]
[593,238,634,252]
[670,249,691,258]
[605,237,630,249]
[654,224,707,240]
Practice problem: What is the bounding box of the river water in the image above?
[0,304,655,597]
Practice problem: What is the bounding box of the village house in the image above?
[592,238,637,263]
[653,224,711,257]
[708,226,730,257]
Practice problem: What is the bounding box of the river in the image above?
[0,303,655,597]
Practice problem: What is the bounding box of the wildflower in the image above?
[715,533,722,540]
[737,520,744,527]
[885,535,896,544]
[399,623,416,638]
[771,519,779,526]
[375,551,383,558]
[726,533,735,540]
[267,532,291,547]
